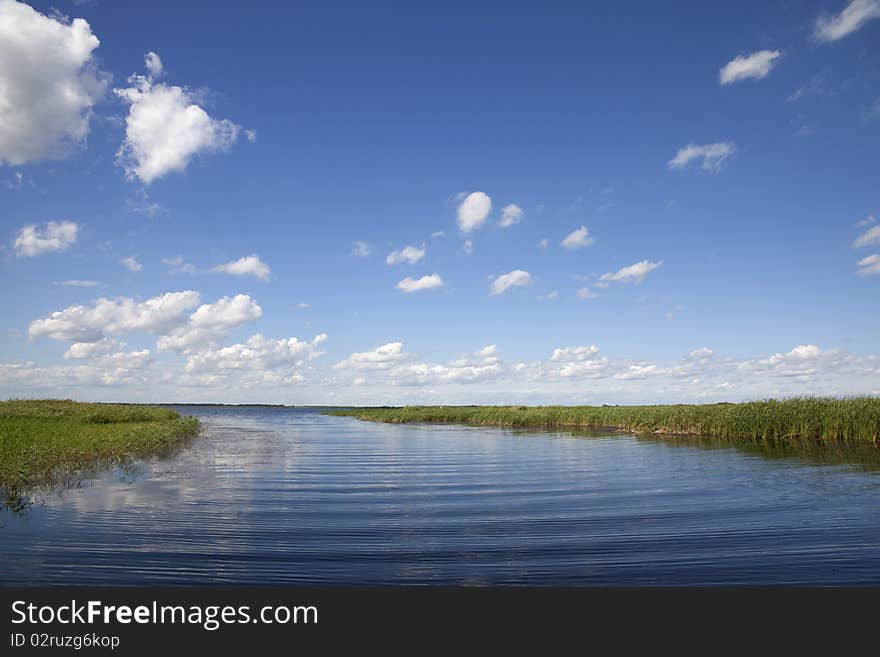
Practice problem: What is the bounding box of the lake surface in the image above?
[3,406,880,586]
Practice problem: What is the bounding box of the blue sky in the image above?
[1,0,879,404]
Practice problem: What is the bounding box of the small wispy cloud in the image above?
[386,244,426,265]
[668,142,735,173]
[490,270,531,295]
[498,204,524,228]
[561,226,594,250]
[856,254,880,276]
[719,50,782,85]
[598,260,663,286]
[54,280,100,287]
[352,241,371,257]
[120,256,143,272]
[814,0,880,43]
[853,223,880,248]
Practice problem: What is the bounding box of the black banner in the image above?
[1,587,877,653]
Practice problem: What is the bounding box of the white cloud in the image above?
[719,50,782,85]
[815,0,880,42]
[352,241,371,257]
[55,279,98,287]
[13,220,78,257]
[498,204,524,228]
[614,363,658,380]
[857,254,880,276]
[668,142,736,172]
[489,269,531,295]
[120,256,142,272]
[688,347,714,359]
[598,260,663,285]
[550,345,599,362]
[390,345,502,385]
[431,231,445,239]
[561,225,594,250]
[296,302,311,309]
[64,337,123,360]
[853,225,880,248]
[537,238,550,249]
[161,256,197,274]
[144,51,162,77]
[156,294,263,352]
[548,345,608,378]
[211,255,271,281]
[537,291,559,301]
[396,273,444,293]
[456,191,492,233]
[576,287,599,299]
[185,333,326,374]
[126,189,166,217]
[461,240,473,255]
[0,1,107,165]
[114,55,240,183]
[386,244,426,265]
[336,342,407,370]
[29,290,202,343]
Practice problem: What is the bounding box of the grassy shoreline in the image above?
[328,397,880,444]
[0,399,200,492]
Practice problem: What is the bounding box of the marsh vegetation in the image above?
[329,397,880,444]
[0,399,199,495]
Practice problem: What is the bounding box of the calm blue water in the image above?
[2,406,880,585]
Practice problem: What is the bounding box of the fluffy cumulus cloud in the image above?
[336,342,407,370]
[498,204,524,228]
[185,333,326,375]
[719,50,782,85]
[391,345,503,385]
[29,291,202,342]
[64,337,124,360]
[548,345,608,378]
[396,273,444,293]
[114,54,240,183]
[739,344,846,378]
[63,336,151,371]
[0,1,107,165]
[857,254,880,276]
[386,244,426,265]
[489,269,531,295]
[561,226,594,250]
[598,260,663,286]
[156,294,262,352]
[211,255,271,281]
[668,142,735,172]
[13,220,78,257]
[456,192,492,233]
[815,0,880,42]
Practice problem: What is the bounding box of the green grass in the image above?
[0,399,200,491]
[328,397,880,444]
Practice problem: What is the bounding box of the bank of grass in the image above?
[328,397,880,444]
[0,399,199,491]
